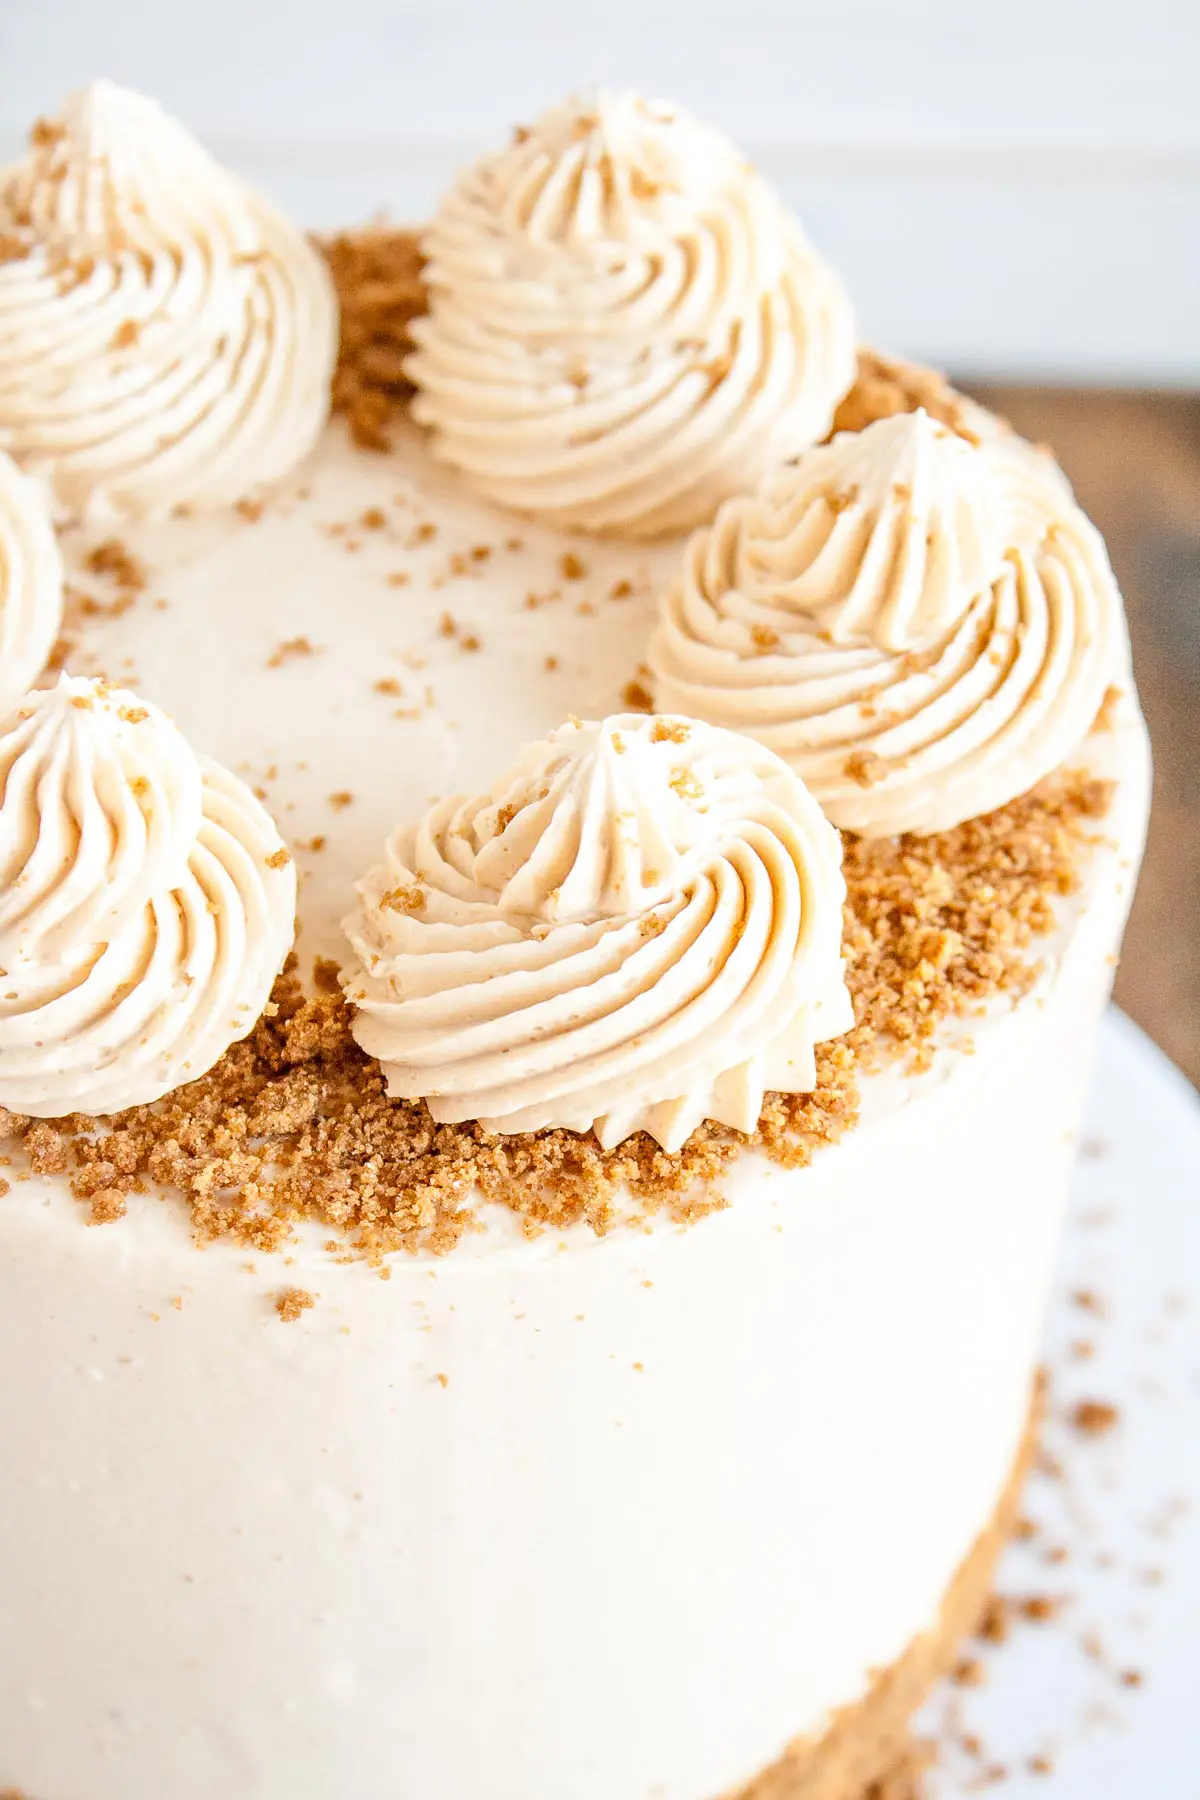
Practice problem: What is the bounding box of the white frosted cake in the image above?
[0,82,1149,1800]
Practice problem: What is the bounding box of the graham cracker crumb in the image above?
[86,538,146,593]
[87,1188,127,1224]
[952,1656,987,1687]
[8,770,1113,1264]
[380,884,425,914]
[831,349,981,442]
[976,1597,1011,1645]
[650,719,691,744]
[267,636,320,669]
[669,767,703,802]
[321,228,426,451]
[1017,1594,1064,1623]
[622,680,653,713]
[1093,683,1123,733]
[275,1287,317,1322]
[845,748,887,788]
[1070,1399,1120,1436]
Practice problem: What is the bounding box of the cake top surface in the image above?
[0,81,1147,1264]
[1,404,1140,1262]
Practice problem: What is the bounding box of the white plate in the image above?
[922,1007,1200,1795]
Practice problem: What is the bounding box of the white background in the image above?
[2,0,1199,380]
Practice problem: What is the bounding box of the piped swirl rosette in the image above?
[649,408,1126,836]
[342,714,852,1152]
[0,80,338,521]
[408,90,856,539]
[0,675,296,1117]
[0,448,63,721]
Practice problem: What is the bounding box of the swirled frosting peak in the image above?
[649,409,1126,837]
[0,448,64,721]
[0,674,296,1117]
[408,90,856,539]
[342,714,852,1151]
[748,409,1007,652]
[0,80,338,521]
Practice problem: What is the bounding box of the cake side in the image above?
[0,688,1149,1800]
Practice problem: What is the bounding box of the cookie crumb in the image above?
[1070,1399,1119,1436]
[275,1287,317,1323]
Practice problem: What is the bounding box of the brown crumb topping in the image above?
[1070,1399,1120,1436]
[0,767,1114,1262]
[842,769,1114,1075]
[651,719,691,744]
[830,349,985,442]
[321,228,427,451]
[86,537,147,592]
[267,635,321,669]
[275,1286,317,1322]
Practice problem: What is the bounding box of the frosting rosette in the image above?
[0,80,338,521]
[0,447,63,721]
[408,90,856,538]
[342,714,852,1151]
[649,408,1126,836]
[0,674,296,1117]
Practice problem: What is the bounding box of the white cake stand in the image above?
[924,1008,1200,1796]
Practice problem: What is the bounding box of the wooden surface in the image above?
[970,387,1200,1087]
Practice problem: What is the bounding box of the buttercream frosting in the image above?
[343,712,852,1150]
[649,410,1125,836]
[408,90,856,538]
[0,80,338,521]
[0,447,63,721]
[0,674,296,1116]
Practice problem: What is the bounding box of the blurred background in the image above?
[4,0,1197,1079]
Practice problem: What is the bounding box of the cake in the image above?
[0,81,1150,1800]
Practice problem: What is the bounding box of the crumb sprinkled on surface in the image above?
[1070,1399,1120,1436]
[0,767,1115,1262]
[86,537,146,592]
[267,636,321,670]
[275,1287,317,1322]
[321,229,426,451]
[650,719,691,744]
[831,349,982,442]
